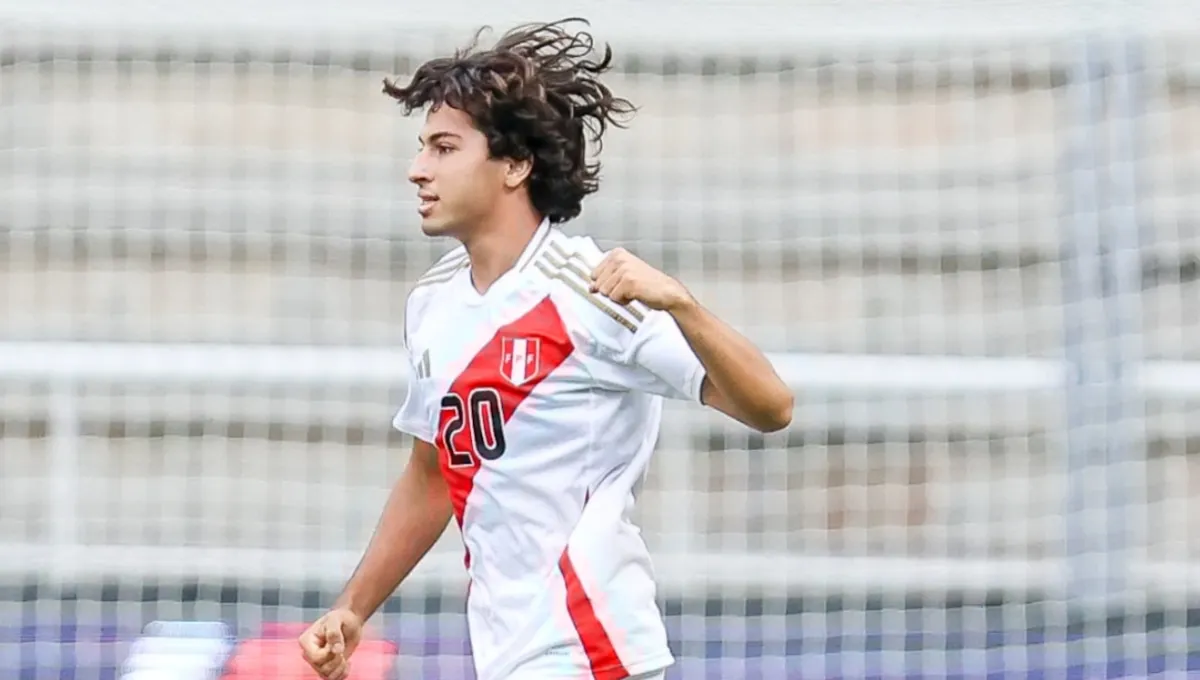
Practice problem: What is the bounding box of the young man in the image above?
[298,18,793,680]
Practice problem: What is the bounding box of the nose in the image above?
[408,152,431,185]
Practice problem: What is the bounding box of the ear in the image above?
[504,157,533,189]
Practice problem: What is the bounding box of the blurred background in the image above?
[2,0,1199,678]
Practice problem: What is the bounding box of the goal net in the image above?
[1,1,1198,677]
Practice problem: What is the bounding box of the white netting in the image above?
[1,2,1198,678]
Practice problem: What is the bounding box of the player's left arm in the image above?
[590,248,794,433]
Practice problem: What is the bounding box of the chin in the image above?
[420,217,455,237]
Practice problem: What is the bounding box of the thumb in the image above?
[324,619,346,656]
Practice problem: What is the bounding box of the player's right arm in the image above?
[298,437,451,680]
[299,282,452,680]
[337,437,450,620]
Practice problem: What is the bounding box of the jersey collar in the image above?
[514,218,553,273]
[460,218,553,306]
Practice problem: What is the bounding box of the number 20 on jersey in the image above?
[440,389,507,468]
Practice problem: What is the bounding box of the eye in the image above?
[435,144,454,155]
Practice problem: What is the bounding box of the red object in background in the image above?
[220,623,398,679]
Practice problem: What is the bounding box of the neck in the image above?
[461,203,543,295]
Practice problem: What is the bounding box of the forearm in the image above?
[334,450,451,621]
[667,296,794,431]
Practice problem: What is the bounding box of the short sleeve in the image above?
[391,350,437,443]
[391,291,437,443]
[589,307,707,403]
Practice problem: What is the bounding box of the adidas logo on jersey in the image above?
[413,348,432,380]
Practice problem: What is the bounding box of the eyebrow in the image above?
[419,131,462,145]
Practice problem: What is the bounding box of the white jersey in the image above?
[392,219,706,680]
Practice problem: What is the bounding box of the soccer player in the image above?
[298,18,793,680]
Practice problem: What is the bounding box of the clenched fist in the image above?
[589,248,693,312]
[297,607,364,680]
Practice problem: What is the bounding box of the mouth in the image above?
[417,193,438,217]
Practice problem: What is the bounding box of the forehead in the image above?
[419,105,478,139]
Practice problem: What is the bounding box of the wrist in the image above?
[334,593,370,622]
[664,286,699,316]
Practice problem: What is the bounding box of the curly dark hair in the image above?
[382,17,636,224]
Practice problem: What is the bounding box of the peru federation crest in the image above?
[499,337,541,387]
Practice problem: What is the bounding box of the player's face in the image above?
[408,105,508,238]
